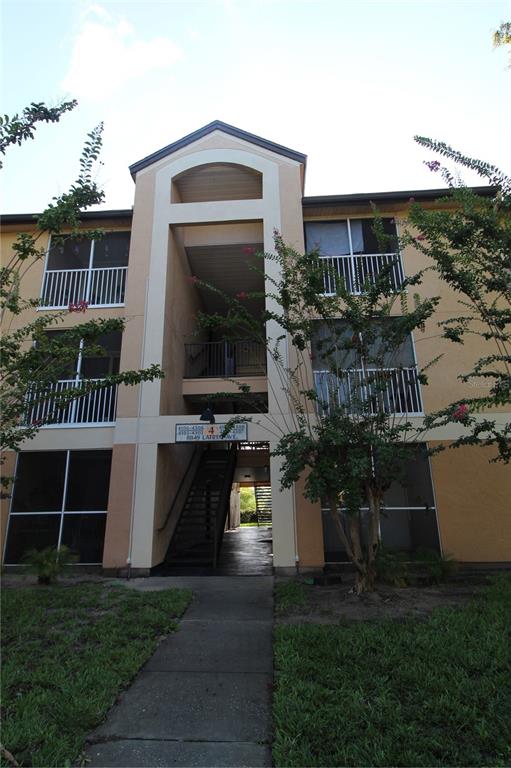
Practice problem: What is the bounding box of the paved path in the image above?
[85,576,273,767]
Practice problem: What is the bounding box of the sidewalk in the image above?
[85,576,274,767]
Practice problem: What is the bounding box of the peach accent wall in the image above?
[0,451,17,559]
[294,473,325,568]
[103,444,136,569]
[430,443,511,562]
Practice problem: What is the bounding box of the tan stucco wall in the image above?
[294,473,325,568]
[102,443,136,569]
[430,442,511,562]
[0,451,16,557]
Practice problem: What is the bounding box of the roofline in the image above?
[302,186,495,206]
[0,209,133,225]
[129,120,307,179]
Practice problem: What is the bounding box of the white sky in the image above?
[1,0,510,213]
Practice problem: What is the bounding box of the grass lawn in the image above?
[1,582,191,767]
[273,576,511,767]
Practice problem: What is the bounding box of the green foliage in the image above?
[0,101,164,458]
[240,486,257,523]
[375,548,410,587]
[493,21,511,67]
[0,101,77,168]
[275,579,308,615]
[407,138,511,461]
[21,545,77,584]
[1,583,191,767]
[196,228,439,592]
[376,547,458,587]
[273,577,511,767]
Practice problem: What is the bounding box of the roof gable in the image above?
[129,120,307,179]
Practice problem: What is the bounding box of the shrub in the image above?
[22,546,77,584]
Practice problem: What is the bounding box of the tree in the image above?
[405,138,511,462]
[493,21,511,67]
[197,228,439,592]
[0,102,163,468]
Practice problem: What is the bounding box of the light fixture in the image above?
[200,404,215,424]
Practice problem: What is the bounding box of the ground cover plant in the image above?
[1,582,191,767]
[273,576,511,767]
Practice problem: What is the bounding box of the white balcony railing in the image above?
[41,266,128,309]
[314,367,423,416]
[24,379,118,426]
[320,253,405,295]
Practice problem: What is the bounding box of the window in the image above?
[4,450,112,564]
[311,320,422,415]
[42,232,130,308]
[321,446,440,561]
[24,331,121,426]
[305,218,403,294]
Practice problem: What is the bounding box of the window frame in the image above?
[3,450,111,565]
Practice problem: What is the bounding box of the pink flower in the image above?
[236,291,248,300]
[242,246,256,255]
[408,197,415,203]
[68,300,88,313]
[426,160,441,172]
[417,234,426,241]
[187,275,199,284]
[452,403,469,421]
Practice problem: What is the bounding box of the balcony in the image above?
[320,253,405,295]
[314,367,423,416]
[24,379,118,427]
[41,266,128,309]
[184,341,267,378]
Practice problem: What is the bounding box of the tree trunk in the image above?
[365,486,382,593]
[348,514,371,594]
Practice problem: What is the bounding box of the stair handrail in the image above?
[213,445,238,567]
[158,447,203,532]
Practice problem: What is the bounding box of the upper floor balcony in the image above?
[23,331,121,428]
[314,367,423,416]
[184,340,267,378]
[305,217,405,295]
[24,379,118,427]
[40,232,130,309]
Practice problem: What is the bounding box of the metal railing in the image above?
[41,266,128,308]
[24,378,118,426]
[184,341,267,378]
[314,367,423,415]
[320,253,405,295]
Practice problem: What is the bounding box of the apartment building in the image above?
[1,121,510,573]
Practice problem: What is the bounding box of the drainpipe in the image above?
[126,278,150,579]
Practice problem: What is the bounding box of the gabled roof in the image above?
[129,120,307,179]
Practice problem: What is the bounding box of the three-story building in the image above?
[1,121,510,573]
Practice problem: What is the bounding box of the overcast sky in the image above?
[1,0,510,213]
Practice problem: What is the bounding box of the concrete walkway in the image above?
[85,576,274,767]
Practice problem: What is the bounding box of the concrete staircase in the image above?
[164,448,236,567]
[255,485,272,526]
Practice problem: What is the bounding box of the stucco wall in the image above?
[430,442,511,562]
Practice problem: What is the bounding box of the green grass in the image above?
[273,576,511,767]
[275,579,308,614]
[1,582,191,767]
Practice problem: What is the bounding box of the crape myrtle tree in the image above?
[405,138,511,462]
[0,102,163,469]
[196,228,439,593]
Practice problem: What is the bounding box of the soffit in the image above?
[186,243,264,317]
